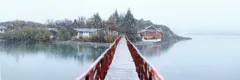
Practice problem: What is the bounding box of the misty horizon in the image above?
[0,0,239,34]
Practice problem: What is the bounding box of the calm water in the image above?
[1,35,240,80]
[0,43,107,80]
[137,35,240,80]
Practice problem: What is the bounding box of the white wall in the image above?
[0,29,5,34]
[77,32,91,37]
[83,32,90,37]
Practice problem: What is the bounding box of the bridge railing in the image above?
[77,36,122,80]
[126,37,164,80]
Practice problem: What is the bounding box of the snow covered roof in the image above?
[74,28,100,32]
[0,26,7,29]
[141,26,162,32]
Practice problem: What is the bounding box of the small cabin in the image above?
[74,28,119,38]
[0,26,7,34]
[141,26,162,42]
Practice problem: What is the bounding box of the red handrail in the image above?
[76,36,122,80]
[126,37,164,80]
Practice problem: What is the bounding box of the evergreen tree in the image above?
[73,19,78,28]
[107,15,117,30]
[86,13,104,28]
[77,17,86,28]
[136,19,153,30]
[93,13,102,24]
[106,10,121,31]
[113,10,120,24]
[122,9,137,34]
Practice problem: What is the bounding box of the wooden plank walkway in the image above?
[105,38,139,80]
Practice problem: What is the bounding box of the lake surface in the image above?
[137,35,240,80]
[0,43,107,80]
[1,35,240,80]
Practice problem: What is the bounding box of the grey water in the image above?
[137,35,240,80]
[1,35,240,80]
[0,43,107,80]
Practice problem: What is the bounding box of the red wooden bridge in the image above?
[77,36,164,80]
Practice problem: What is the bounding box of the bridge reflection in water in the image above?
[0,42,107,64]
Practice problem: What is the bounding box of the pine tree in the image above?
[107,15,117,30]
[86,13,104,28]
[106,10,120,31]
[93,13,102,24]
[73,19,78,28]
[76,17,86,28]
[122,9,137,34]
[113,10,120,24]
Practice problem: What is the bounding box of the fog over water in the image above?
[137,35,240,80]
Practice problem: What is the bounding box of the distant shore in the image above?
[53,40,112,47]
[0,39,5,42]
[134,38,191,46]
[1,37,192,47]
[0,39,113,47]
[53,37,192,47]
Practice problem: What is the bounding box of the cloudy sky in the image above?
[0,0,239,34]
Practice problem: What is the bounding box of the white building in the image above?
[0,26,7,34]
[74,28,99,38]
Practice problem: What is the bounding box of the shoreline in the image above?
[0,39,112,47]
[53,40,112,47]
[134,38,191,46]
[0,37,192,47]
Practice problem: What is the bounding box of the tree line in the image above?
[45,9,153,41]
[1,9,177,42]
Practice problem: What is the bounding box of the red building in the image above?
[141,26,162,42]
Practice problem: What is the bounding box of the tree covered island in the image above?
[0,9,191,43]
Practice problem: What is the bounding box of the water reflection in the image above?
[138,36,240,80]
[135,41,179,57]
[0,42,108,63]
[0,42,108,80]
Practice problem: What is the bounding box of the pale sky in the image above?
[0,0,239,34]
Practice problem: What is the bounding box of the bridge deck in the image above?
[105,38,139,80]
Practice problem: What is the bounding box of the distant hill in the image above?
[0,20,46,29]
